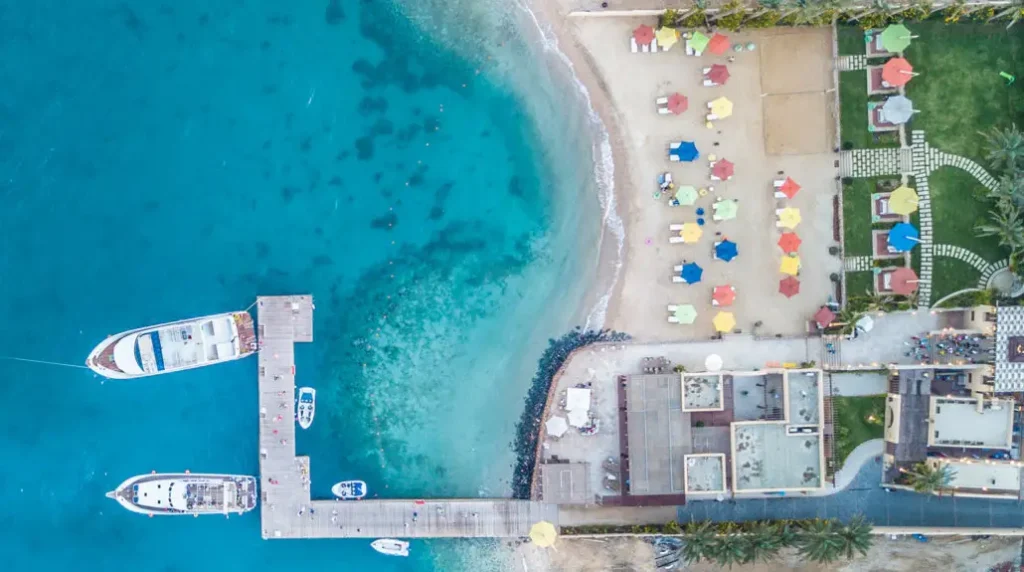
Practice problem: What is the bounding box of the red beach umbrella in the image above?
[882,57,914,87]
[779,276,801,298]
[813,306,836,329]
[712,285,736,306]
[712,159,734,180]
[777,232,801,253]
[779,177,801,199]
[705,64,730,85]
[633,25,655,45]
[667,93,688,115]
[708,33,730,55]
[890,267,919,295]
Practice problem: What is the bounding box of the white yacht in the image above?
[297,387,316,429]
[87,311,257,379]
[106,472,257,516]
[371,539,410,557]
[331,479,367,500]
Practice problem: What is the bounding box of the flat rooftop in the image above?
[682,374,724,411]
[538,462,591,505]
[626,374,688,495]
[684,454,726,494]
[928,397,1014,450]
[732,422,822,491]
[933,458,1022,494]
[786,371,820,425]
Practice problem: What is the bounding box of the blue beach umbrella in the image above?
[715,240,738,262]
[669,141,699,162]
[888,223,920,252]
[680,262,704,284]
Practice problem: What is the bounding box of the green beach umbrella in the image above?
[713,199,738,221]
[689,31,710,53]
[881,24,913,53]
[674,304,698,325]
[674,185,698,206]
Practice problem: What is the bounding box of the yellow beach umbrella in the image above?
[709,97,733,118]
[889,185,919,215]
[679,222,703,243]
[780,255,801,276]
[655,27,679,50]
[713,311,736,333]
[530,521,558,547]
[778,207,801,229]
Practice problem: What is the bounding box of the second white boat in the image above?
[331,479,367,500]
[371,539,409,557]
[297,387,316,429]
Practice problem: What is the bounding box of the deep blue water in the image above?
[0,1,604,570]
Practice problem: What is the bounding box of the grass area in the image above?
[931,257,983,303]
[839,70,900,150]
[845,271,873,299]
[904,22,1024,164]
[832,395,885,466]
[836,25,864,57]
[929,167,1005,263]
[842,178,874,257]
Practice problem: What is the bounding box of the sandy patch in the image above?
[758,29,833,94]
[764,93,832,155]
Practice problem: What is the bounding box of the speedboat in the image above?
[297,387,316,429]
[86,311,257,379]
[105,472,257,516]
[370,539,409,557]
[331,479,367,500]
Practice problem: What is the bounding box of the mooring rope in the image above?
[0,356,91,370]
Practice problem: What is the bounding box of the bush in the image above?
[680,9,707,28]
[660,9,679,28]
[937,288,994,309]
[745,10,781,29]
[857,13,891,30]
[842,141,854,151]
[716,0,746,31]
[944,2,967,23]
[971,6,995,21]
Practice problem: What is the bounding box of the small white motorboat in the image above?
[297,387,315,429]
[331,479,367,500]
[371,538,409,557]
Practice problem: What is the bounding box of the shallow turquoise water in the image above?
[0,1,603,570]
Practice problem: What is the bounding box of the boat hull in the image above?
[371,539,409,557]
[106,473,257,516]
[297,387,316,429]
[331,480,367,500]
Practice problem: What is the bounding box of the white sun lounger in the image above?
[669,236,686,244]
[702,67,712,74]
[774,191,787,199]
[668,304,679,311]
[672,276,686,283]
[652,38,659,52]
[710,175,722,181]
[706,113,719,121]
[656,96,669,105]
[883,272,893,290]
[670,224,684,231]
[669,141,682,149]
[658,107,672,115]
[642,42,650,53]
[668,316,680,323]
[775,220,788,228]
[631,37,639,53]
[775,208,786,216]
[673,265,683,272]
[773,179,786,188]
[703,79,718,87]
[670,155,680,163]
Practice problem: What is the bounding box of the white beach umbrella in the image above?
[705,354,724,372]
[856,315,875,333]
[545,416,568,437]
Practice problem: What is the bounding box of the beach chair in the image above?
[672,276,686,283]
[669,224,684,231]
[667,304,679,312]
[686,44,695,56]
[775,208,786,216]
[669,236,686,244]
[673,265,683,272]
[882,272,893,291]
[710,174,722,181]
[774,190,788,199]
[773,179,785,188]
[658,107,671,115]
[668,316,680,323]
[631,37,639,53]
[656,96,669,106]
[775,220,788,228]
[642,42,650,53]
[669,155,680,163]
[706,113,719,121]
[703,79,717,87]
[651,38,659,52]
[702,67,711,74]
[669,141,682,148]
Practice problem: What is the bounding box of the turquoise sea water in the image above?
[0,1,608,570]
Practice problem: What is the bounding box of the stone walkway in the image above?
[909,131,935,306]
[933,244,990,273]
[837,54,868,71]
[843,255,872,271]
[980,259,1010,289]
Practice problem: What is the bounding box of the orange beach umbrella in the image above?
[633,25,655,45]
[708,33,730,55]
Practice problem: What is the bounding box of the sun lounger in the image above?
[669,236,686,244]
[668,316,680,323]
[668,304,678,311]
[713,215,724,221]
[883,272,893,290]
[703,67,711,74]
[642,42,650,53]
[774,191,787,199]
[775,220,787,228]
[658,107,671,115]
[775,208,786,216]
[703,79,717,87]
[669,141,682,149]
[686,44,695,56]
[710,175,721,181]
[670,155,680,163]
[631,37,639,53]
[652,38,659,51]
[706,113,719,121]
[669,224,684,231]
[672,276,686,283]
[656,96,669,105]
[773,179,785,188]
[879,199,891,215]
[673,265,683,272]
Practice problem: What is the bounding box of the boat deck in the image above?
[256,295,558,539]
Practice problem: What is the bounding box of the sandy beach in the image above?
[534,2,843,342]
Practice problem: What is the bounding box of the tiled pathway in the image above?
[843,256,872,272]
[837,54,868,71]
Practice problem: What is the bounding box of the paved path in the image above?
[830,371,887,396]
[830,439,884,492]
[837,54,868,71]
[844,256,872,272]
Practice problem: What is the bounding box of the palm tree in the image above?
[835,515,873,559]
[745,521,784,564]
[976,203,1024,254]
[903,461,955,494]
[681,520,715,564]
[990,174,1024,209]
[796,519,842,564]
[982,124,1024,174]
[707,532,751,568]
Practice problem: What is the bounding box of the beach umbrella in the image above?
[674,185,698,205]
[713,311,736,333]
[655,27,679,50]
[881,23,914,53]
[712,159,734,180]
[714,240,738,262]
[780,255,801,276]
[705,64,730,85]
[813,306,836,328]
[882,57,915,87]
[888,222,920,252]
[882,95,915,125]
[680,262,703,284]
[890,267,919,296]
[680,222,703,242]
[779,177,801,199]
[545,416,568,438]
[713,198,738,220]
[856,315,875,333]
[778,232,801,253]
[705,353,724,372]
[689,31,710,53]
[673,304,698,324]
[670,141,699,162]
[667,92,688,114]
[778,207,801,229]
[530,521,558,547]
[633,25,655,45]
[889,185,919,215]
[708,33,730,55]
[712,285,736,306]
[709,96,734,118]
[779,276,800,298]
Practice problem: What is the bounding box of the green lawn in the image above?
[845,271,874,299]
[928,167,1005,263]
[832,395,885,466]
[931,257,983,303]
[842,179,874,257]
[839,70,900,150]
[903,22,1024,164]
[836,25,865,57]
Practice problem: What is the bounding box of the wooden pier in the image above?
[256,295,558,539]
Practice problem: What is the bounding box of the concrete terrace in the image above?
[256,295,557,539]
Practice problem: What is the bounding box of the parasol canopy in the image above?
[709,96,733,118]
[673,304,698,324]
[530,521,558,547]
[708,33,730,55]
[679,222,703,242]
[779,276,800,298]
[712,158,734,180]
[890,266,919,295]
[713,311,736,333]
[674,185,698,205]
[779,177,801,199]
[705,64,730,85]
[881,23,913,53]
[780,256,801,276]
[715,240,738,262]
[545,416,568,437]
[633,25,655,45]
[705,353,724,372]
[778,207,801,229]
[689,31,710,53]
[888,222,920,252]
[655,27,679,50]
[680,262,704,284]
[713,285,736,306]
[667,92,688,114]
[813,306,836,328]
[856,315,875,333]
[713,198,738,220]
[670,141,699,162]
[778,232,801,253]
[889,185,919,215]
[882,95,915,125]
[882,57,915,87]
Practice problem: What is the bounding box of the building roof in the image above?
[932,458,1022,494]
[538,462,591,505]
[995,306,1024,391]
[928,397,1013,450]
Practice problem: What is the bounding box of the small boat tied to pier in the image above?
[297,386,316,429]
[331,479,367,500]
[370,538,410,557]
[105,472,257,517]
